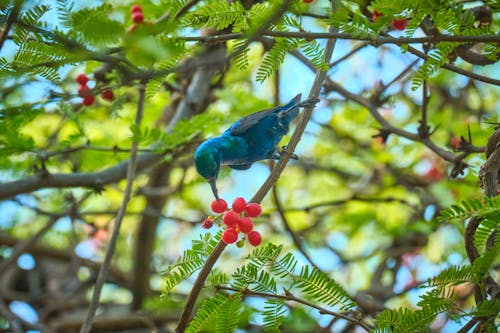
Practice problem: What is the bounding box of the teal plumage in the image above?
[194,94,303,199]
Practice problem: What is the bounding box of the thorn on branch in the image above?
[418,120,431,138]
[450,159,468,179]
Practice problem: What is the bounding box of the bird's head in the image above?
[194,140,221,199]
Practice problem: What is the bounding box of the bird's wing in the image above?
[229,94,302,136]
[229,107,278,136]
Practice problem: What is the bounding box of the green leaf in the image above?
[186,293,234,333]
[425,265,473,287]
[69,4,123,46]
[215,293,242,333]
[296,265,355,310]
[263,299,286,333]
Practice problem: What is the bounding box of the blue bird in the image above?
[194,94,314,199]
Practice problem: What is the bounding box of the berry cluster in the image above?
[127,5,147,32]
[76,74,95,106]
[202,197,263,247]
[75,74,114,107]
[131,5,145,23]
[372,9,409,31]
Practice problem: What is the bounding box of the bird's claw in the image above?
[280,145,298,160]
[298,97,320,108]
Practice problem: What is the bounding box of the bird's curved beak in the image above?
[209,178,219,200]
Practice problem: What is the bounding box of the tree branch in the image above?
[0,1,20,52]
[79,80,147,333]
[178,31,500,46]
[174,2,338,331]
[216,285,372,332]
[0,152,160,200]
[272,185,322,271]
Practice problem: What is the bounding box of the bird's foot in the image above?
[298,97,320,108]
[280,145,298,160]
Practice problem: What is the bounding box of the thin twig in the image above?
[457,317,480,333]
[216,285,372,332]
[285,195,416,212]
[373,59,419,100]
[272,185,322,271]
[329,42,368,68]
[0,2,20,52]
[79,80,147,333]
[418,77,430,138]
[403,42,500,86]
[178,31,500,45]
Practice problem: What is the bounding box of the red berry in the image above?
[237,217,253,234]
[372,10,383,22]
[424,166,444,182]
[76,74,89,85]
[247,231,262,246]
[222,210,239,227]
[232,197,246,213]
[101,88,114,101]
[211,199,227,213]
[222,228,238,244]
[201,218,213,229]
[245,203,262,218]
[391,19,408,31]
[78,85,92,97]
[304,0,314,3]
[131,5,143,13]
[450,136,461,150]
[82,95,95,106]
[132,12,144,23]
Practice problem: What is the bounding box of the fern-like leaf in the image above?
[412,42,455,90]
[68,4,123,46]
[474,216,499,252]
[299,39,329,72]
[425,265,473,287]
[262,299,286,333]
[232,39,250,70]
[437,198,485,222]
[471,243,500,281]
[207,269,231,287]
[296,265,355,310]
[184,1,244,30]
[13,5,50,45]
[256,37,299,82]
[245,243,284,268]
[215,293,243,333]
[162,233,220,294]
[186,293,234,333]
[232,265,277,293]
[269,252,298,279]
